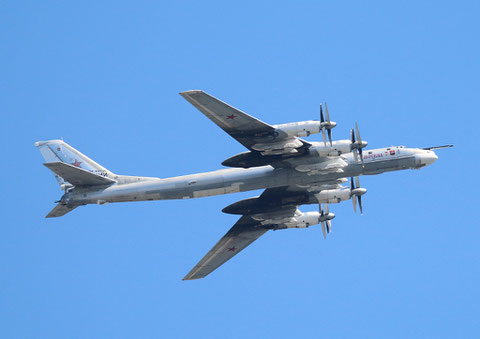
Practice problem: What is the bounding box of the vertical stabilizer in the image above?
[35,140,114,188]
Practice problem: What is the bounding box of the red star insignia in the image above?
[226,114,237,120]
[227,247,237,252]
[72,159,82,168]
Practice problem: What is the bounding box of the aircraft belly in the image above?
[193,187,227,198]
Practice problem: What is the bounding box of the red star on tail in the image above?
[226,114,237,120]
[227,247,237,252]
[72,159,82,168]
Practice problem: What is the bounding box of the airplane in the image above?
[35,90,452,280]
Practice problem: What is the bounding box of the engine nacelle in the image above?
[293,211,321,228]
[273,121,321,138]
[251,138,303,155]
[296,178,348,192]
[314,188,351,204]
[311,140,352,156]
[270,211,321,229]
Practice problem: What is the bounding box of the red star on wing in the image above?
[226,114,237,120]
[227,247,237,252]
[72,159,82,168]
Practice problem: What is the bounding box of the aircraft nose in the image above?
[416,151,438,167]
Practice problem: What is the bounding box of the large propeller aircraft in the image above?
[36,91,452,280]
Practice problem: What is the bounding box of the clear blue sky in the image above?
[1,1,478,338]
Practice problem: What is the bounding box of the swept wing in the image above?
[184,185,326,280]
[180,90,310,154]
[183,216,268,280]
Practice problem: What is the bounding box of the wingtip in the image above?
[182,276,202,281]
[179,90,204,97]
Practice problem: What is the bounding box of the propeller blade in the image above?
[325,203,329,214]
[358,195,363,215]
[320,105,327,146]
[326,220,331,233]
[351,125,365,165]
[325,102,330,122]
[355,122,362,143]
[351,176,360,213]
[321,221,326,239]
[327,128,332,146]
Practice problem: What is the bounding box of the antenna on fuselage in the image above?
[421,145,454,150]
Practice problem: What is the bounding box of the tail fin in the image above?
[35,140,115,188]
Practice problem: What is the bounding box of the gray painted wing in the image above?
[183,182,345,280]
[46,204,78,218]
[180,90,284,150]
[183,216,268,280]
[43,162,116,186]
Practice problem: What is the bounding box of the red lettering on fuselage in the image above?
[364,149,397,160]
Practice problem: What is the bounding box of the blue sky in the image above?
[1,1,479,338]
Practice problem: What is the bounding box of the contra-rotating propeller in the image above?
[350,176,367,215]
[320,103,337,147]
[319,203,335,239]
[350,122,368,166]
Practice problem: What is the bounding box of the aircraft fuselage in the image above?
[61,145,437,207]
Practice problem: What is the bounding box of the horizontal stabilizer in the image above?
[43,162,116,187]
[46,204,78,218]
